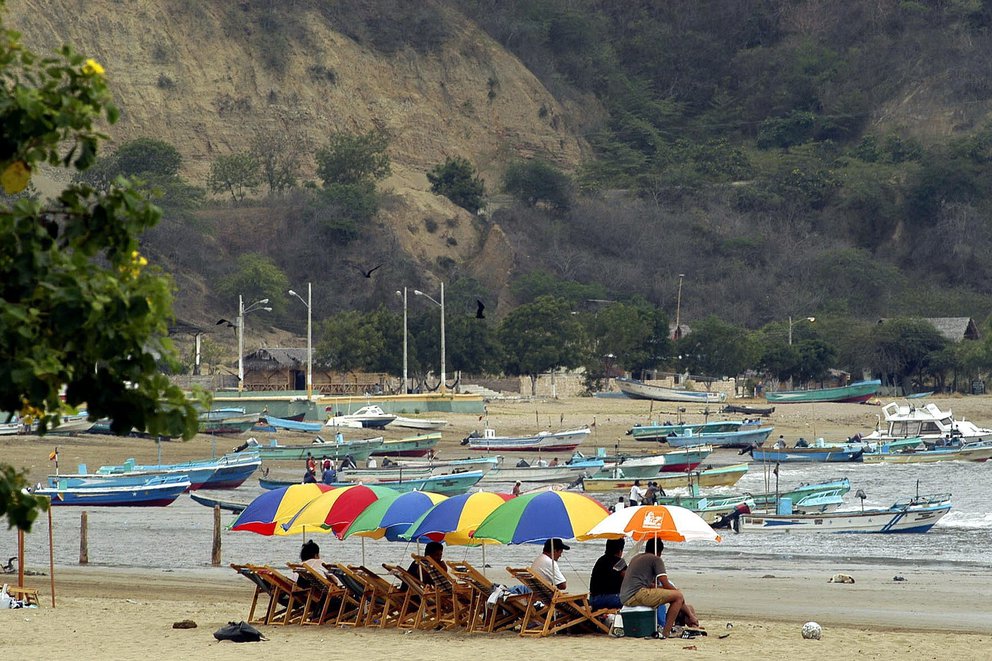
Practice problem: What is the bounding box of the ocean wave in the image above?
[936,511,992,530]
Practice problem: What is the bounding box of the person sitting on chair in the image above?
[401,541,445,591]
[589,538,626,610]
[620,538,699,638]
[530,538,568,590]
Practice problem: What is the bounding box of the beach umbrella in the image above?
[578,505,722,543]
[343,491,449,541]
[472,490,609,545]
[281,484,398,537]
[231,484,334,536]
[402,491,512,546]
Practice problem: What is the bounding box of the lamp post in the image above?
[395,288,408,394]
[414,282,445,394]
[288,283,312,400]
[787,316,816,345]
[673,273,685,340]
[237,295,272,392]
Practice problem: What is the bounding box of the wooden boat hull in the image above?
[479,460,604,484]
[742,499,950,533]
[722,404,775,416]
[371,432,441,457]
[630,420,756,443]
[390,416,448,431]
[750,446,863,463]
[37,477,191,506]
[617,378,726,403]
[582,463,749,492]
[764,379,881,404]
[260,470,484,496]
[198,411,258,435]
[666,426,774,449]
[462,428,590,452]
[863,445,992,463]
[261,416,323,433]
[189,492,249,513]
[254,437,384,461]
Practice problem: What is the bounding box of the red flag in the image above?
[49,449,58,461]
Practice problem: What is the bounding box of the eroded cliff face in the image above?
[8,1,588,299]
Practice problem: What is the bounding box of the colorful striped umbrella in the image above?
[578,505,722,543]
[402,491,512,546]
[280,484,398,537]
[230,484,333,536]
[472,490,609,544]
[343,491,449,541]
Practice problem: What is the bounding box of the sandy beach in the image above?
[2,394,991,658]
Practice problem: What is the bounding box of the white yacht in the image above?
[864,402,992,444]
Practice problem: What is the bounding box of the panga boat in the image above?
[616,377,726,403]
[247,435,384,461]
[259,470,485,496]
[665,425,774,449]
[764,379,881,404]
[460,427,590,452]
[198,408,258,434]
[582,462,749,493]
[371,432,441,457]
[742,493,951,533]
[389,415,448,431]
[189,492,250,513]
[594,446,714,478]
[325,405,397,429]
[50,451,261,491]
[863,439,992,463]
[748,477,852,513]
[36,475,191,506]
[629,419,762,443]
[478,457,604,484]
[748,443,864,463]
[260,415,323,433]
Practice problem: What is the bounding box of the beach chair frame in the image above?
[255,564,315,625]
[448,559,528,633]
[505,567,614,637]
[231,563,281,625]
[322,563,366,627]
[411,554,474,631]
[382,562,443,630]
[287,562,347,626]
[350,564,405,628]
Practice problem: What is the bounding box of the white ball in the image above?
[801,621,822,640]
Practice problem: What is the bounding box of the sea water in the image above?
[6,459,990,575]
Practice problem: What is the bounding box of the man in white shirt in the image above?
[530,538,569,590]
[628,480,645,506]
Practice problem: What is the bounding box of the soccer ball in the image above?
[801,622,822,640]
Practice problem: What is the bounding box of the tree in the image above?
[498,296,586,394]
[112,138,182,177]
[675,316,756,378]
[0,13,200,530]
[208,151,261,203]
[315,129,391,186]
[316,310,389,373]
[217,253,290,317]
[502,159,574,213]
[586,301,671,377]
[427,156,485,213]
[868,318,947,394]
[249,129,307,195]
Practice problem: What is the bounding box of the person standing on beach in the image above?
[620,538,684,638]
[628,480,645,506]
[530,538,568,590]
[512,481,522,497]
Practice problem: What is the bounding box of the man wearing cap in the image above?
[619,538,685,638]
[530,538,569,589]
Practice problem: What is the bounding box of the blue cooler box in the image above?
[619,606,656,638]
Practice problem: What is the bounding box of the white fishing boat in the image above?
[325,405,397,429]
[617,377,726,403]
[595,445,714,478]
[742,493,951,533]
[389,415,448,431]
[479,456,604,484]
[460,426,591,452]
[864,402,992,444]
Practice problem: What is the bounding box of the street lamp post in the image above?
[288,283,313,400]
[673,273,685,340]
[237,295,272,392]
[414,282,445,394]
[787,316,816,345]
[395,288,408,394]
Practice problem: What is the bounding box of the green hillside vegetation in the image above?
[63,1,992,390]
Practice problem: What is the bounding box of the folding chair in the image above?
[287,562,347,625]
[322,563,367,627]
[350,565,405,628]
[505,567,614,637]
[231,563,278,625]
[254,564,315,625]
[411,554,474,630]
[448,559,528,633]
[382,562,442,630]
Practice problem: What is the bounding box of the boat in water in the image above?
[51,451,261,491]
[582,462,749,493]
[864,401,992,444]
[594,445,714,478]
[748,442,864,463]
[246,435,385,462]
[616,377,726,403]
[764,379,881,404]
[862,439,992,463]
[460,427,590,452]
[35,474,191,506]
[741,492,952,533]
[325,405,397,429]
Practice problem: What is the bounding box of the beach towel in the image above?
[213,621,265,642]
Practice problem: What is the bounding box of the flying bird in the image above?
[475,300,486,319]
[216,318,236,329]
[347,262,383,278]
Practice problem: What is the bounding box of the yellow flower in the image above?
[82,58,105,76]
[1,160,31,194]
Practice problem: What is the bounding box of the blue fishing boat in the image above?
[748,444,864,463]
[51,451,261,491]
[629,419,762,442]
[260,415,324,433]
[259,470,485,496]
[665,425,774,449]
[35,475,191,506]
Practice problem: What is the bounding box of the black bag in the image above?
[213,621,265,643]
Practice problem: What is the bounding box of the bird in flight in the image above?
[347,262,383,278]
[476,300,485,319]
[216,318,236,328]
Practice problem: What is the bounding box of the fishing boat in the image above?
[479,456,604,484]
[582,462,749,493]
[655,492,757,523]
[742,493,952,533]
[863,401,992,444]
[259,470,485,496]
[389,415,448,431]
[189,492,250,513]
[389,456,500,473]
[198,408,258,435]
[247,435,385,461]
[35,475,191,506]
[862,439,992,464]
[325,405,397,429]
[616,377,726,403]
[460,427,590,452]
[259,415,323,433]
[27,411,95,435]
[764,379,881,404]
[371,432,441,457]
[722,404,775,416]
[665,425,774,449]
[747,477,852,513]
[52,451,262,491]
[629,419,761,443]
[748,443,864,463]
[594,445,714,478]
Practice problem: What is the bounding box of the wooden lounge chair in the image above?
[287,562,347,626]
[448,559,528,633]
[349,565,405,628]
[505,567,615,637]
[231,563,278,625]
[5,586,40,607]
[321,563,366,627]
[230,563,313,625]
[411,554,474,631]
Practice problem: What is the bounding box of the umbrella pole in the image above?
[48,504,56,607]
[17,527,24,589]
[361,537,366,567]
[482,544,486,578]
